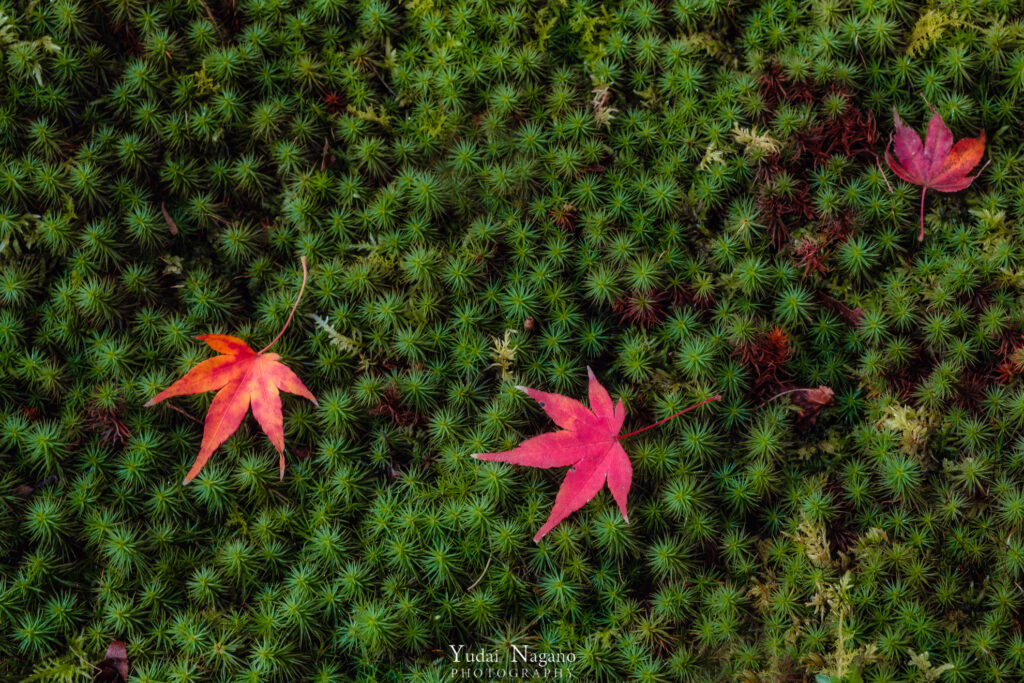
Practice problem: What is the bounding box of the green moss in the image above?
[2,0,1024,678]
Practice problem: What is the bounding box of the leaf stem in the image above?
[617,394,722,440]
[259,256,309,355]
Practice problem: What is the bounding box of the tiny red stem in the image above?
[259,256,309,355]
[617,395,722,440]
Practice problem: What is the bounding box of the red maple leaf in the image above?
[146,259,317,483]
[885,106,985,241]
[473,368,718,542]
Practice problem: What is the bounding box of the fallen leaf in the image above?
[791,385,834,430]
[160,202,179,235]
[884,106,985,241]
[473,369,630,542]
[817,291,864,327]
[14,475,58,498]
[146,259,317,483]
[93,640,128,682]
[473,368,718,542]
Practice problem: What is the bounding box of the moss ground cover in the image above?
[3,0,1024,679]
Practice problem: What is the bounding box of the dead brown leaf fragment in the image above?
[161,202,179,235]
[791,385,835,430]
[93,640,128,682]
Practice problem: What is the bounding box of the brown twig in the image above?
[165,402,202,424]
[466,555,493,592]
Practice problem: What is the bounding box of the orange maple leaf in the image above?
[146,258,318,483]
